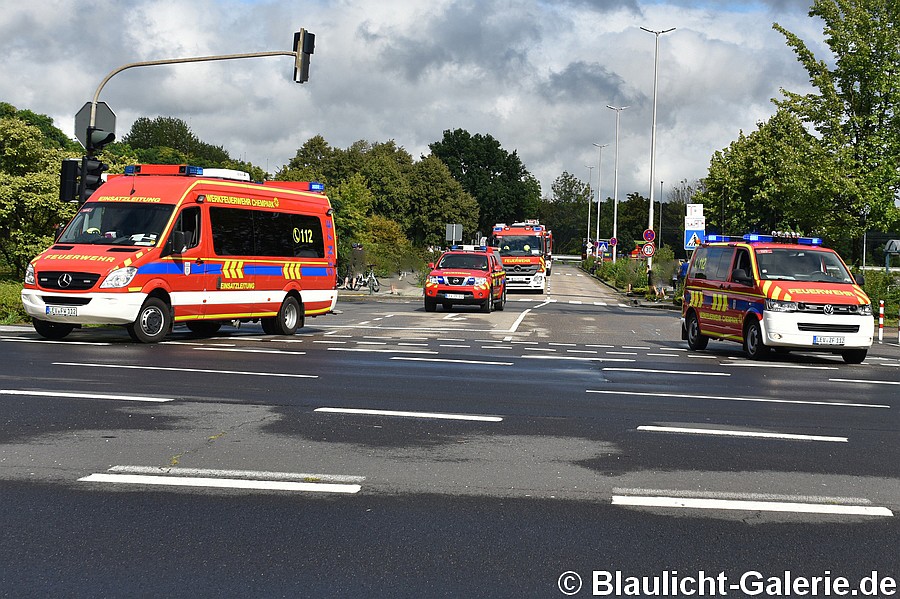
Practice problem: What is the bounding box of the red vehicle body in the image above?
[22,164,337,342]
[424,246,506,312]
[489,221,549,292]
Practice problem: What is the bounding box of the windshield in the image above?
[438,253,488,270]
[493,235,542,256]
[58,202,175,247]
[755,248,854,283]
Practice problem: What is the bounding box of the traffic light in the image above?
[77,156,108,203]
[59,158,81,203]
[86,126,115,155]
[293,28,315,83]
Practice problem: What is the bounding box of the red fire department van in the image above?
[489,221,548,292]
[424,245,506,312]
[682,233,873,363]
[22,164,337,342]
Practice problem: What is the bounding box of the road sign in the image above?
[609,237,617,247]
[684,230,705,250]
[685,216,705,230]
[75,102,116,149]
[643,229,656,243]
[445,223,463,243]
[641,242,656,258]
[596,241,609,254]
[687,203,704,217]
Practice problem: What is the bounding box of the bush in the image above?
[0,279,27,324]
[862,269,900,325]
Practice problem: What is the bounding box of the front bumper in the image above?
[21,288,145,325]
[760,311,874,350]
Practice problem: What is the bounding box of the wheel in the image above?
[32,318,74,340]
[185,321,222,337]
[743,319,769,360]
[494,287,506,311]
[685,311,709,351]
[265,296,302,336]
[841,348,867,364]
[370,277,380,293]
[352,275,364,291]
[481,289,493,313]
[126,297,171,343]
[424,297,437,312]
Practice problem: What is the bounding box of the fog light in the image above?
[770,333,782,340]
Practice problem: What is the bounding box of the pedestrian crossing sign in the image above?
[684,230,705,250]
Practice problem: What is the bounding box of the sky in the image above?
[2,0,827,202]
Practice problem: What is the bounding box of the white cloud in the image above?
[1,0,824,202]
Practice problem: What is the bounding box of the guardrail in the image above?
[553,254,582,262]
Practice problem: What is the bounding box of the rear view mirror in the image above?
[854,271,865,286]
[731,268,754,286]
[164,230,186,256]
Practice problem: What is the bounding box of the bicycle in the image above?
[358,264,380,293]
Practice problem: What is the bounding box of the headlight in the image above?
[765,298,798,312]
[100,266,138,288]
[472,277,488,286]
[24,263,35,285]
[428,275,442,284]
[857,303,873,316]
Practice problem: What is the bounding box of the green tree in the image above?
[0,117,75,276]
[429,129,541,233]
[537,171,591,253]
[407,155,479,246]
[329,172,374,253]
[277,134,333,183]
[774,0,900,257]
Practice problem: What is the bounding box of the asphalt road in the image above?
[2,263,899,597]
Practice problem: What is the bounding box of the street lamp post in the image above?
[640,26,675,269]
[593,143,609,248]
[585,165,595,255]
[607,105,629,262]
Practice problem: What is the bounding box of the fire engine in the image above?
[682,233,873,363]
[489,221,549,292]
[22,164,337,342]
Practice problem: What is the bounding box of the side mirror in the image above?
[428,262,435,269]
[731,268,754,286]
[854,271,865,286]
[164,230,187,256]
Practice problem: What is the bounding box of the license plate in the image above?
[508,276,526,282]
[46,306,77,317]
[813,335,845,346]
[444,293,465,300]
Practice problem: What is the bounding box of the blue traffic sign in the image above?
[684,229,705,250]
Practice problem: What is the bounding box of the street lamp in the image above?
[640,26,675,269]
[593,143,609,248]
[607,105,630,262]
[585,165,595,254]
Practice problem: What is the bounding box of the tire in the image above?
[268,296,302,336]
[370,277,380,293]
[481,289,493,313]
[685,311,709,351]
[185,321,222,337]
[352,275,364,291]
[744,319,769,360]
[126,297,171,343]
[841,348,867,364]
[494,287,506,311]
[424,297,437,312]
[32,318,74,340]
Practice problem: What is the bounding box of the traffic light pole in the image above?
[87,50,298,128]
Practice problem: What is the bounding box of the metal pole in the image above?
[640,26,675,270]
[593,143,609,246]
[585,165,595,255]
[659,180,663,248]
[88,50,297,127]
[607,105,629,263]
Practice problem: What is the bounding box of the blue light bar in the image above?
[743,234,774,243]
[308,181,325,192]
[124,165,136,175]
[706,235,729,242]
[184,165,204,176]
[450,245,460,250]
[797,236,823,246]
[533,226,543,231]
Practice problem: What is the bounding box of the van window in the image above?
[689,246,733,281]
[756,248,854,283]
[210,207,325,258]
[732,248,752,280]
[59,202,174,246]
[174,207,201,250]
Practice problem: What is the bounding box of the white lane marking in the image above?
[314,340,345,343]
[647,353,680,357]
[195,347,306,355]
[606,351,637,356]
[593,302,608,306]
[549,342,576,347]
[397,342,429,347]
[53,362,318,378]
[315,407,503,422]
[481,345,513,350]
[586,344,613,348]
[356,341,387,345]
[511,341,538,344]
[567,349,598,354]
[508,300,553,334]
[724,362,838,370]
[440,344,471,348]
[524,347,557,352]
[524,356,635,362]
[438,338,465,342]
[568,300,583,304]
[0,337,111,346]
[622,345,650,349]
[329,348,437,354]
[587,389,888,409]
[603,367,730,377]
[831,378,900,386]
[390,357,512,366]
[0,389,174,403]
[108,465,366,484]
[78,473,360,493]
[636,425,847,443]
[611,495,892,517]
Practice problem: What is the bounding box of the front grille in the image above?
[448,277,466,285]
[797,303,865,315]
[41,296,92,306]
[797,323,860,333]
[37,271,101,291]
